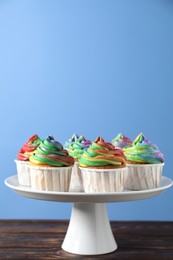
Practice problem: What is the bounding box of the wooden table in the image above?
[0,220,173,259]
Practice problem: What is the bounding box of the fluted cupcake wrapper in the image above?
[69,162,84,192]
[125,163,164,190]
[79,167,127,193]
[29,166,73,192]
[15,160,31,187]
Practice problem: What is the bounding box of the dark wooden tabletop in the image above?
[0,220,173,259]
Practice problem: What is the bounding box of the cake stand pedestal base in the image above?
[5,176,173,255]
[62,202,117,255]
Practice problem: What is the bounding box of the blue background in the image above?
[0,0,173,220]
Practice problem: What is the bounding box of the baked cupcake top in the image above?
[17,134,42,161]
[29,135,74,167]
[112,133,132,149]
[78,136,126,169]
[68,135,92,161]
[123,132,164,164]
[64,133,79,150]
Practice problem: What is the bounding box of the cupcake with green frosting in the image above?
[68,135,92,162]
[123,132,164,190]
[68,135,92,192]
[29,135,74,191]
[78,136,127,192]
[64,133,79,150]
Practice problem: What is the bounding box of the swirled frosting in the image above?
[112,133,132,149]
[29,135,74,167]
[68,135,92,160]
[17,134,42,161]
[123,132,164,164]
[64,133,79,150]
[78,136,126,168]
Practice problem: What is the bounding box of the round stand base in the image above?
[62,203,117,255]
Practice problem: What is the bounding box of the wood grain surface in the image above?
[0,220,173,259]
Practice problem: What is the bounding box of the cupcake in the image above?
[29,135,74,191]
[68,135,92,162]
[15,134,42,186]
[68,135,92,192]
[123,132,164,190]
[78,136,127,192]
[112,133,132,149]
[64,133,79,150]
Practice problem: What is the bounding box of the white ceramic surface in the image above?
[4,175,173,256]
[4,175,172,203]
[62,203,117,255]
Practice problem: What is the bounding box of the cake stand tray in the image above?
[5,175,173,255]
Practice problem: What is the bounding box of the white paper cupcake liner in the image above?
[15,160,31,187]
[30,165,73,192]
[125,163,164,190]
[79,167,127,192]
[69,162,84,192]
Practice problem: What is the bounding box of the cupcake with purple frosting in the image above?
[123,132,164,190]
[68,135,92,192]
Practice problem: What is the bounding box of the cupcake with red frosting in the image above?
[15,134,41,186]
[29,135,74,191]
[68,135,92,192]
[79,136,127,192]
[123,132,164,190]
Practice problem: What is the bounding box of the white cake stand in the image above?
[5,175,173,256]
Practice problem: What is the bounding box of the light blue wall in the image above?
[0,0,173,220]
